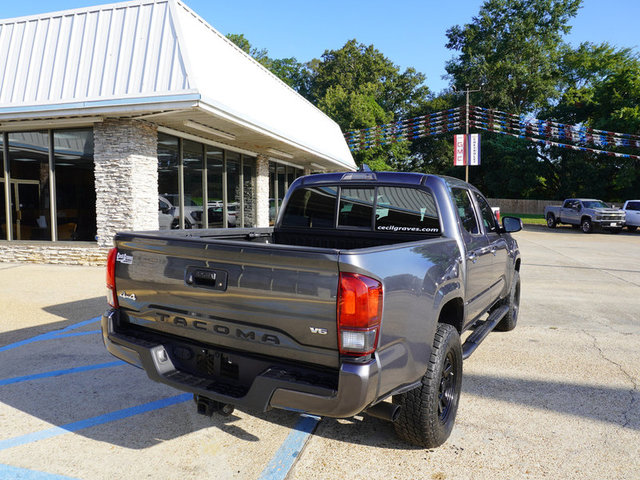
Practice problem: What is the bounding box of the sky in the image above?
[2,0,640,94]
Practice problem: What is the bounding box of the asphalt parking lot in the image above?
[1,227,639,480]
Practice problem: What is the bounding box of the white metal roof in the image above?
[0,0,355,170]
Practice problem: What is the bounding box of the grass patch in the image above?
[503,213,547,225]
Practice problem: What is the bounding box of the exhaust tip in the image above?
[365,401,401,422]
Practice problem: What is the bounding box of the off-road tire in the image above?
[392,324,462,448]
[628,226,638,233]
[495,270,520,332]
[546,214,557,228]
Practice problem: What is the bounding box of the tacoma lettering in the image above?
[155,313,280,345]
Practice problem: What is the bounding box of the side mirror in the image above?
[502,216,523,233]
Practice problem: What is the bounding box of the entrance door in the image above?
[10,180,43,240]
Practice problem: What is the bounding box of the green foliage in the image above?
[445,0,581,113]
[548,42,640,133]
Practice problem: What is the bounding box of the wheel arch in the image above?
[437,297,464,334]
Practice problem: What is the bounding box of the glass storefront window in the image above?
[226,151,240,228]
[183,140,204,229]
[207,147,223,227]
[8,131,51,241]
[54,129,95,241]
[157,133,179,230]
[0,134,5,240]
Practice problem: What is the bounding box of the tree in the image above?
[445,0,581,113]
[226,33,311,95]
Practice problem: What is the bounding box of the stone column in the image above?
[303,166,311,176]
[255,155,270,228]
[94,119,159,247]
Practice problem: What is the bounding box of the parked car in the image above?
[622,200,640,232]
[159,194,204,229]
[103,171,522,448]
[207,202,237,227]
[544,198,625,233]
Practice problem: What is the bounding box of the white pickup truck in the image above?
[622,200,640,232]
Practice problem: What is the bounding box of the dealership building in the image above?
[0,0,355,264]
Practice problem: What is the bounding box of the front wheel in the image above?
[495,271,520,331]
[581,218,593,233]
[546,214,557,228]
[628,226,638,233]
[393,324,462,448]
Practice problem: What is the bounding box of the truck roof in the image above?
[298,171,473,190]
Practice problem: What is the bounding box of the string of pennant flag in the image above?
[344,105,640,160]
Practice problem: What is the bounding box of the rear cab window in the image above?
[280,184,441,236]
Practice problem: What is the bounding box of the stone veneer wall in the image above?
[94,119,159,247]
[0,243,110,266]
[255,155,270,227]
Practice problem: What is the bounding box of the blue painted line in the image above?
[258,414,321,480]
[0,361,125,387]
[0,464,80,480]
[0,393,191,452]
[0,317,100,353]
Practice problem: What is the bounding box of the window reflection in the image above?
[0,135,5,240]
[227,151,240,228]
[157,133,179,230]
[9,131,51,240]
[54,129,95,241]
[207,147,223,227]
[183,140,204,228]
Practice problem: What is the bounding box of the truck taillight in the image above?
[106,248,119,308]
[337,272,382,356]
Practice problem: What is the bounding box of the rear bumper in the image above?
[101,309,379,417]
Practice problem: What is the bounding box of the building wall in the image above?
[94,119,159,247]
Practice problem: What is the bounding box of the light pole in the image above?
[463,83,482,182]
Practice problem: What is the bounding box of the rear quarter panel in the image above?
[339,237,462,397]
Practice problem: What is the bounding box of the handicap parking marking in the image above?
[0,317,101,353]
[0,464,80,480]
[258,414,321,480]
[0,361,125,387]
[0,393,192,452]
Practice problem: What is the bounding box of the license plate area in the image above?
[195,348,239,380]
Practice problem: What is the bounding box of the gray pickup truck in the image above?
[102,171,522,448]
[544,198,625,233]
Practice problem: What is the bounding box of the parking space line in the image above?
[0,393,192,452]
[0,317,100,353]
[0,361,125,387]
[257,414,321,480]
[0,464,80,480]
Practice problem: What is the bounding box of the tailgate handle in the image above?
[185,267,228,291]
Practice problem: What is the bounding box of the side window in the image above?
[628,201,640,211]
[374,186,440,234]
[452,188,480,235]
[280,186,338,228]
[338,187,374,228]
[473,193,497,233]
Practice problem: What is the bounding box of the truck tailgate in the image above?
[113,234,340,369]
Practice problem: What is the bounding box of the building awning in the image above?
[0,0,355,171]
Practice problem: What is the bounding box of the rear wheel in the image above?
[546,214,557,228]
[393,324,462,448]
